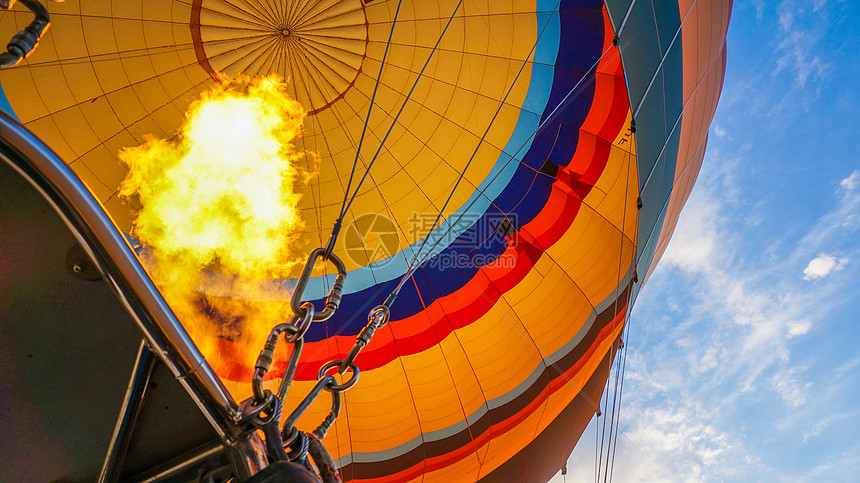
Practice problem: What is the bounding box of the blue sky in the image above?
[552,0,860,481]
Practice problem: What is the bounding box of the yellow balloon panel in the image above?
[1,1,542,273]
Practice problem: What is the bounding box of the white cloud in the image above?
[621,405,736,475]
[794,442,860,483]
[774,0,832,89]
[661,196,718,273]
[561,148,860,481]
[801,408,860,444]
[840,170,860,191]
[556,400,749,483]
[803,253,848,280]
[797,171,860,250]
[786,320,812,337]
[772,368,812,407]
[838,173,860,231]
[660,183,814,375]
[777,356,860,429]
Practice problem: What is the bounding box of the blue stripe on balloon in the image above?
[0,82,19,120]
[298,3,565,301]
[305,1,608,341]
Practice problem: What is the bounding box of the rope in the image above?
[337,0,465,227]
[337,0,404,224]
[308,433,341,483]
[608,309,633,482]
[597,106,635,482]
[596,1,719,477]
[389,32,619,303]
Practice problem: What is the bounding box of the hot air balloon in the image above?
[0,0,732,481]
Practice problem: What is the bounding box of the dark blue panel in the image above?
[653,0,682,56]
[615,0,661,111]
[604,0,635,32]
[634,120,681,283]
[635,149,665,269]
[662,42,685,127]
[634,76,667,189]
[659,123,682,214]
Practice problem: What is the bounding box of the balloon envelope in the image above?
[0,0,731,480]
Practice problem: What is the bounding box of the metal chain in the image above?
[233,246,393,482]
[279,304,391,455]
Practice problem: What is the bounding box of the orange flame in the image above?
[119,76,313,396]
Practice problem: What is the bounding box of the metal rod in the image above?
[130,441,226,483]
[226,434,269,481]
[0,111,242,442]
[98,340,156,483]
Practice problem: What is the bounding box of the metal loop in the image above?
[251,322,301,402]
[282,425,299,447]
[286,301,315,343]
[236,390,276,425]
[285,430,309,463]
[318,360,360,392]
[291,248,347,322]
[0,0,50,68]
[251,401,279,429]
[272,322,300,337]
[323,220,341,260]
[338,304,390,372]
[277,338,304,401]
[368,304,390,327]
[282,375,337,436]
[340,345,362,374]
[313,389,341,440]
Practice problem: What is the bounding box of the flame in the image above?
[120,77,309,275]
[120,76,313,396]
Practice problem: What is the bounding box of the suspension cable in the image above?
[326,0,465,257]
[233,5,639,480]
[389,34,619,304]
[335,0,404,231]
[608,309,633,482]
[336,1,464,221]
[596,1,720,478]
[597,104,636,482]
